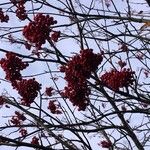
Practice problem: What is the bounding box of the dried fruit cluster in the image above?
[45,87,53,97]
[0,52,41,106]
[31,136,39,145]
[61,49,103,111]
[10,111,26,126]
[0,52,28,83]
[0,8,9,22]
[51,31,61,42]
[100,68,135,91]
[15,0,27,20]
[23,13,59,49]
[10,0,25,5]
[63,83,91,111]
[100,140,112,148]
[15,78,41,106]
[19,128,27,137]
[48,100,62,114]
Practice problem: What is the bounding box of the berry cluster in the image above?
[19,128,27,137]
[60,49,103,111]
[0,52,29,83]
[100,68,135,91]
[15,78,41,106]
[10,0,25,5]
[45,87,53,97]
[15,0,27,20]
[0,8,9,22]
[48,100,62,114]
[100,140,112,148]
[63,83,90,111]
[51,31,60,42]
[31,136,39,145]
[23,13,59,50]
[0,52,41,105]
[10,111,26,126]
[62,49,103,84]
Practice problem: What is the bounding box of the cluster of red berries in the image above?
[48,100,62,114]
[15,78,41,106]
[15,0,27,20]
[10,111,26,126]
[0,52,29,83]
[0,52,41,106]
[60,49,103,111]
[63,83,90,111]
[0,8,9,22]
[23,13,59,50]
[45,87,53,97]
[19,128,27,137]
[61,49,103,83]
[100,140,112,148]
[31,136,39,145]
[51,31,61,42]
[10,0,25,5]
[100,68,135,91]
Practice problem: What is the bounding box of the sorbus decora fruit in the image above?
[14,78,41,106]
[0,8,9,22]
[61,49,103,111]
[31,136,39,145]
[19,128,27,137]
[45,87,53,97]
[100,140,112,148]
[51,31,60,42]
[10,111,26,126]
[100,68,135,91]
[48,100,62,114]
[0,52,29,83]
[15,1,27,20]
[23,13,59,50]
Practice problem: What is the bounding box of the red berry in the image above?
[100,140,112,148]
[62,49,103,110]
[0,8,9,22]
[15,2,27,20]
[51,31,60,42]
[31,136,39,145]
[23,13,58,50]
[14,78,41,106]
[0,52,29,83]
[100,68,135,91]
[48,100,62,114]
[19,128,27,136]
[10,111,26,126]
[45,87,53,97]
